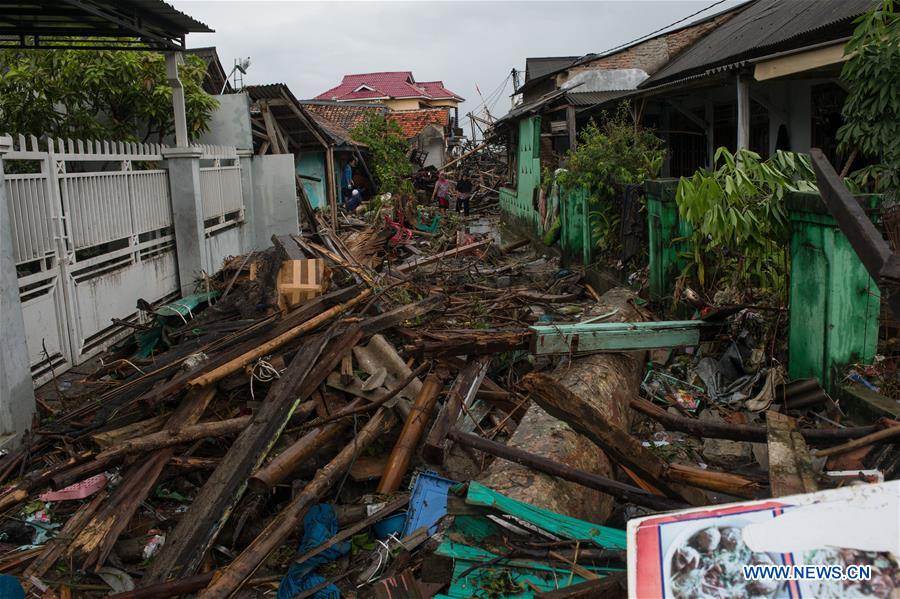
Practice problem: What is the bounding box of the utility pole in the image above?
[511,67,520,93]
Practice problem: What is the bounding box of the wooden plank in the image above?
[523,373,707,506]
[143,330,344,584]
[766,411,818,497]
[530,320,707,355]
[423,357,489,464]
[198,408,398,599]
[448,430,686,511]
[535,572,626,599]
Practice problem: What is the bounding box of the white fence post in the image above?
[0,135,36,447]
[163,146,205,293]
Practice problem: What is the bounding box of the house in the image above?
[186,46,233,95]
[492,3,741,233]
[314,71,464,112]
[388,109,452,168]
[243,84,377,228]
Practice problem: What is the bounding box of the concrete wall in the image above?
[0,139,35,448]
[251,153,300,249]
[296,151,327,209]
[198,93,253,150]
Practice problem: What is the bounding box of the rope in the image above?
[248,358,281,400]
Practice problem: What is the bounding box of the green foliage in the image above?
[0,45,217,142]
[349,112,412,193]
[557,104,664,255]
[675,148,816,294]
[837,0,900,201]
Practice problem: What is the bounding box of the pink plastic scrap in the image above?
[39,473,108,502]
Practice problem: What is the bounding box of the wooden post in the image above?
[377,375,443,494]
[705,100,715,167]
[565,105,577,153]
[736,74,750,151]
[766,411,818,497]
[326,147,338,230]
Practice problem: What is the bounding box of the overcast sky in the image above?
[171,1,744,129]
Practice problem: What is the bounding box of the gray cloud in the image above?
[172,1,743,127]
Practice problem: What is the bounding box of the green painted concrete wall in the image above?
[499,116,543,237]
[787,191,880,391]
[296,151,327,209]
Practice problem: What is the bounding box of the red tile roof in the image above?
[387,109,449,139]
[314,71,464,102]
[301,101,386,135]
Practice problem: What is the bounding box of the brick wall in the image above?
[569,12,734,76]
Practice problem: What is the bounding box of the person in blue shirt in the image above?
[342,158,357,203]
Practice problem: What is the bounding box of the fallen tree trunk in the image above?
[478,288,649,523]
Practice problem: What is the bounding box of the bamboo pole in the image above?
[95,416,251,462]
[377,375,443,494]
[199,408,398,599]
[665,463,767,499]
[188,289,372,389]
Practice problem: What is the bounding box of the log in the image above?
[94,415,250,462]
[448,429,687,511]
[143,329,345,584]
[248,397,366,493]
[629,394,880,444]
[410,331,532,357]
[377,375,443,494]
[524,373,707,506]
[198,408,398,599]
[479,289,653,523]
[187,289,371,389]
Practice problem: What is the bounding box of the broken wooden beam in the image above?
[423,357,490,464]
[94,415,250,462]
[248,398,366,494]
[377,374,443,494]
[524,372,707,506]
[630,394,881,444]
[143,330,346,584]
[448,429,686,511]
[187,289,371,389]
[409,330,532,357]
[198,408,398,599]
[395,239,492,273]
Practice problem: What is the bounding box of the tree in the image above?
[0,47,218,143]
[837,0,900,202]
[349,112,412,193]
[557,104,665,254]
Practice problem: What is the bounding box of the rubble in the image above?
[2,129,899,599]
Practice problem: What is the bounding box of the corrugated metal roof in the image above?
[566,90,633,107]
[524,56,579,82]
[643,0,875,87]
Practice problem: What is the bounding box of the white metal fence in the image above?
[5,137,246,384]
[199,144,245,273]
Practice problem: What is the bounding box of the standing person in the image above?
[455,173,473,217]
[431,171,451,214]
[342,158,357,204]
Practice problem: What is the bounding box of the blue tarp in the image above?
[277,504,350,599]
